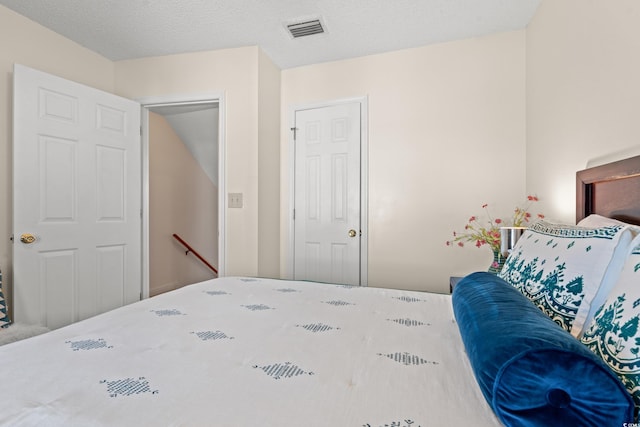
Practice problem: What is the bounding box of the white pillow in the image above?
[582,228,634,332]
[499,220,633,337]
[577,214,629,228]
[577,214,639,330]
[581,234,640,413]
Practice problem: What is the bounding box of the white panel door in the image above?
[294,103,361,285]
[13,64,141,329]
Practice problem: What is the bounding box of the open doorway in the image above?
[141,96,225,298]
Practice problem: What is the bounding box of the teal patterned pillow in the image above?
[499,220,631,337]
[581,237,640,419]
[0,270,10,328]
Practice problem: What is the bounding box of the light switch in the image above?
[228,193,243,208]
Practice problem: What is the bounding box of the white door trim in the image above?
[286,96,368,285]
[137,92,226,298]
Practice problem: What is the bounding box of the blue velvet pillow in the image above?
[452,272,633,426]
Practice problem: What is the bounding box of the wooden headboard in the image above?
[576,154,640,225]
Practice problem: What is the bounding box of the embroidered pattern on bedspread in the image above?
[151,309,186,316]
[242,304,274,311]
[254,362,315,380]
[205,290,229,296]
[296,323,340,333]
[66,338,113,351]
[191,330,234,341]
[323,300,353,306]
[387,318,430,327]
[363,420,421,427]
[100,377,159,397]
[378,352,439,366]
[394,296,424,303]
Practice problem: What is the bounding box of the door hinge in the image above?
[292,209,295,220]
[290,127,298,140]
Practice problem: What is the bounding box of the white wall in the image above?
[115,46,281,277]
[527,0,640,223]
[0,5,116,314]
[281,31,527,293]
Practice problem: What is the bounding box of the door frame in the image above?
[137,92,226,298]
[286,96,368,285]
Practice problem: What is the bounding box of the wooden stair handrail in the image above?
[172,233,218,275]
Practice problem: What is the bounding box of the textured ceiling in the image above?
[0,0,541,69]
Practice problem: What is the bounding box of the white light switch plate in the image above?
[228,193,243,208]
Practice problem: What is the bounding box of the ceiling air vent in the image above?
[286,19,325,38]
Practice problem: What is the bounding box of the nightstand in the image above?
[449,276,464,293]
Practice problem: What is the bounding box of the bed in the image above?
[0,277,498,427]
[0,155,639,427]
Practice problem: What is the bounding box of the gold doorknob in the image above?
[348,229,357,238]
[20,233,36,244]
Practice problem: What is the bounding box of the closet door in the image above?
[293,102,362,286]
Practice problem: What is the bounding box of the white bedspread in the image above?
[0,277,500,427]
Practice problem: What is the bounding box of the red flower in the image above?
[448,196,544,253]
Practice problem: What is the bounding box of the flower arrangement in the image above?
[446,195,545,253]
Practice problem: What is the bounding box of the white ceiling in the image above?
[0,0,541,69]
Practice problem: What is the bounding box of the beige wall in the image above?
[6,0,640,298]
[149,112,218,296]
[527,0,640,223]
[258,50,282,278]
[281,31,527,293]
[0,5,116,312]
[115,46,282,278]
